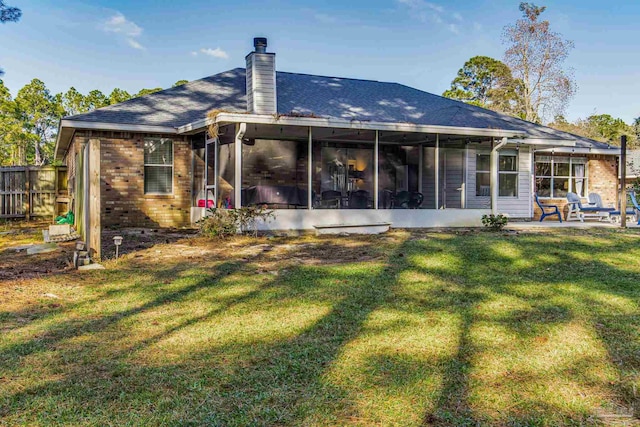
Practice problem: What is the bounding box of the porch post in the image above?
[234,123,246,208]
[491,139,498,214]
[418,144,423,194]
[308,127,312,210]
[434,134,439,209]
[214,137,219,205]
[491,137,508,214]
[374,130,379,209]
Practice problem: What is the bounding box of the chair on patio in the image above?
[320,190,342,208]
[566,192,615,222]
[611,191,640,224]
[534,193,562,222]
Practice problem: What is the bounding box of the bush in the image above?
[198,206,275,238]
[481,214,509,231]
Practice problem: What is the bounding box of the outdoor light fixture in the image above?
[113,235,123,262]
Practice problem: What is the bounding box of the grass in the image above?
[2,227,640,425]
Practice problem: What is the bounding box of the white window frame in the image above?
[535,155,588,199]
[476,153,491,197]
[144,138,174,195]
[498,150,518,198]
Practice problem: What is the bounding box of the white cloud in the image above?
[200,47,229,59]
[396,0,463,35]
[191,51,198,56]
[127,38,144,50]
[102,12,144,50]
[103,12,142,37]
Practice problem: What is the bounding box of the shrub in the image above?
[198,206,275,238]
[481,214,509,231]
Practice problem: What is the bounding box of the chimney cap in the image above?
[253,37,268,53]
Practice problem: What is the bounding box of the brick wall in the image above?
[533,154,618,220]
[70,131,192,228]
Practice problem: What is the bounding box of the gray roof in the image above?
[66,67,609,149]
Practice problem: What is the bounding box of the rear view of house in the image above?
[54,37,620,258]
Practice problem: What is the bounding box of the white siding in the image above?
[246,53,276,114]
[497,145,532,218]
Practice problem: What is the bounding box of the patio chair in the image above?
[611,191,640,224]
[320,190,342,209]
[534,194,562,222]
[566,192,615,222]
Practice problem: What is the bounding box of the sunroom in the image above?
[186,113,563,230]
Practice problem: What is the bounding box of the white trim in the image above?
[234,123,246,208]
[179,112,527,138]
[535,147,620,155]
[434,135,439,209]
[143,137,174,195]
[509,138,576,147]
[60,119,177,134]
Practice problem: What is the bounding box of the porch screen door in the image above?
[205,135,217,207]
[440,148,465,209]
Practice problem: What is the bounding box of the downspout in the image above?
[491,137,508,214]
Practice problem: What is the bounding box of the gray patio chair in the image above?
[567,191,616,222]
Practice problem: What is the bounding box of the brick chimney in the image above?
[246,37,276,114]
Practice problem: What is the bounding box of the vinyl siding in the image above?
[497,145,532,218]
[466,146,491,209]
[246,53,276,114]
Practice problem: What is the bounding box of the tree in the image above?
[0,79,27,165]
[83,89,109,111]
[503,3,576,123]
[15,79,64,165]
[0,0,20,23]
[442,56,522,114]
[173,80,189,87]
[108,88,132,105]
[61,87,85,116]
[135,87,163,97]
[548,113,638,147]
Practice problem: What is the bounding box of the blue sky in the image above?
[1,0,638,123]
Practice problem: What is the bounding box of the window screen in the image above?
[144,138,173,194]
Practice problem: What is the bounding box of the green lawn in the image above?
[1,228,640,426]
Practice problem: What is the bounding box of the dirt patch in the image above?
[101,228,198,260]
[0,240,76,282]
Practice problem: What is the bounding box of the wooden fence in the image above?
[0,166,68,219]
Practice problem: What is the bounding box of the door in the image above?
[440,148,465,209]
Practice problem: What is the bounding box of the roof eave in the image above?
[178,112,527,138]
[54,119,179,161]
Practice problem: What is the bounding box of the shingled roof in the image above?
[64,67,610,149]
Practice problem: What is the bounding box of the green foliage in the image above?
[442,56,522,114]
[108,88,132,105]
[135,87,163,97]
[15,79,64,165]
[0,0,21,23]
[198,206,275,238]
[481,214,509,231]
[172,80,189,87]
[548,114,638,147]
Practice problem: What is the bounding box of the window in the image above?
[144,138,173,194]
[499,152,518,197]
[535,156,587,198]
[476,154,490,196]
